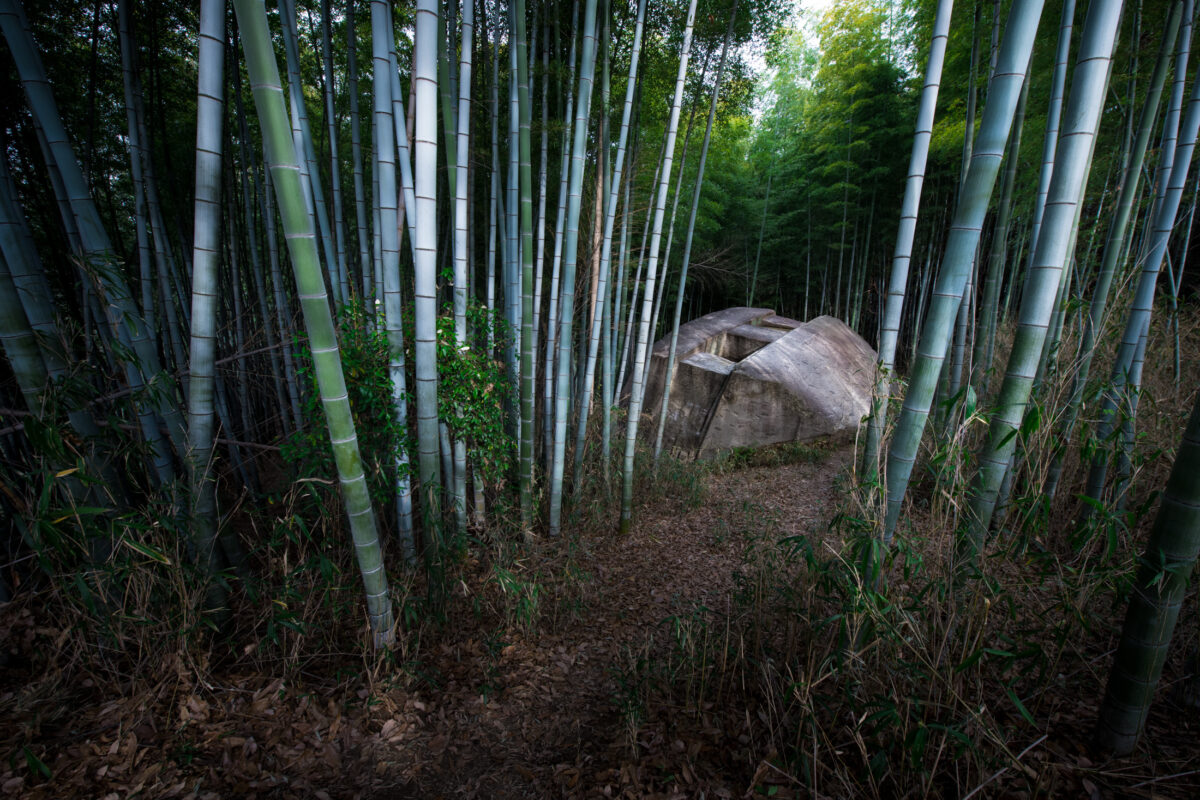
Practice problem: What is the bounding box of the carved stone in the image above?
[638,308,876,459]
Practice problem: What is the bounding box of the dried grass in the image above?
[3,301,1200,798]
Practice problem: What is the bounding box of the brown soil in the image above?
[0,446,851,800]
[4,442,1200,799]
[367,447,853,798]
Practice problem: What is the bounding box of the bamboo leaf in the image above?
[122,538,171,565]
[1006,688,1035,725]
[1020,405,1041,438]
[23,746,51,779]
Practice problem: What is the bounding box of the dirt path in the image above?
[0,445,852,800]
[371,446,853,798]
[10,438,1200,799]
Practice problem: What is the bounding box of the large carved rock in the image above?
[640,308,876,459]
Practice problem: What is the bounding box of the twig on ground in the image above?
[1129,768,1200,789]
[962,734,1048,800]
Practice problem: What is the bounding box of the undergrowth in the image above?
[604,447,1196,798]
[598,311,1200,798]
[3,307,1199,797]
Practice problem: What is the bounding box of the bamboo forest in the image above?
[5,0,1200,794]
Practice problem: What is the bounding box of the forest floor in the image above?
[365,445,854,799]
[3,441,1200,798]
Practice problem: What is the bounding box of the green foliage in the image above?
[478,626,508,702]
[637,450,707,512]
[745,0,912,321]
[282,299,409,511]
[607,445,1149,795]
[434,303,516,487]
[719,440,830,468]
[255,481,360,654]
[609,637,659,746]
[490,564,543,632]
[0,356,220,643]
[281,297,515,574]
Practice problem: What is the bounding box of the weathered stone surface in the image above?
[725,324,787,360]
[701,316,875,455]
[640,308,876,459]
[639,307,776,424]
[763,314,803,330]
[657,351,735,455]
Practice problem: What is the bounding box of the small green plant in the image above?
[663,604,720,710]
[637,450,706,512]
[478,627,508,702]
[610,638,658,750]
[170,732,199,768]
[17,745,51,780]
[491,564,542,631]
[252,480,360,660]
[547,538,593,625]
[434,303,516,491]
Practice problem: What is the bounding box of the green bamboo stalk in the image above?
[135,67,189,386]
[544,0,580,470]
[413,0,442,528]
[0,249,49,414]
[973,69,1028,393]
[1085,18,1200,509]
[513,0,536,531]
[0,156,55,343]
[1027,0,1075,266]
[861,0,953,484]
[1095,385,1200,754]
[117,0,154,333]
[224,166,255,457]
[548,0,599,536]
[1168,177,1197,386]
[233,62,290,439]
[573,0,647,485]
[505,7,520,426]
[964,0,1123,560]
[650,52,711,351]
[320,0,349,303]
[233,0,393,645]
[385,50,420,556]
[1145,0,1192,231]
[1,0,181,484]
[28,116,81,257]
[279,0,340,306]
[1032,195,1086,392]
[437,1,458,196]
[373,0,416,565]
[604,148,636,464]
[453,0,474,535]
[0,242,104,518]
[1044,0,1182,500]
[655,0,738,462]
[386,47,418,256]
[1112,329,1149,510]
[261,165,305,432]
[619,0,698,536]
[882,0,1045,544]
[486,10,499,352]
[532,16,550,429]
[960,1,981,198]
[0,169,114,503]
[617,141,663,396]
[347,0,371,299]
